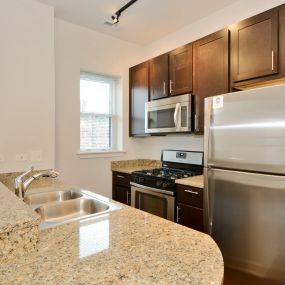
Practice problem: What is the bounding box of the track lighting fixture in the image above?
[111,0,138,25]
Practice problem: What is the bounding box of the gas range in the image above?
[130,150,204,221]
[131,150,204,194]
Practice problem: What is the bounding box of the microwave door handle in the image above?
[174,103,179,128]
[177,103,182,129]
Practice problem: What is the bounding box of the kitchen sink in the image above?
[25,189,121,229]
[24,190,82,208]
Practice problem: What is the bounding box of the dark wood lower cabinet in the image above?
[112,172,131,206]
[115,185,131,205]
[176,184,204,232]
[177,203,204,231]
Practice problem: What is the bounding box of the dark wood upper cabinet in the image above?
[129,61,149,136]
[193,29,230,133]
[149,53,169,100]
[169,44,193,96]
[231,8,278,83]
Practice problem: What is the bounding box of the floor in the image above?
[223,267,283,285]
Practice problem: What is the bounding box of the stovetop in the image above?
[137,167,198,180]
[131,150,204,193]
[131,167,202,193]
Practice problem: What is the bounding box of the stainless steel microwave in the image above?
[145,94,192,134]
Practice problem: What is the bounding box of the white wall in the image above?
[0,0,55,173]
[54,19,144,196]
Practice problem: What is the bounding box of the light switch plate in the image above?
[16,153,28,161]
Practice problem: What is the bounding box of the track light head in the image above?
[109,0,138,25]
[111,13,120,24]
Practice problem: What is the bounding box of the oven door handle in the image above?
[130,182,174,196]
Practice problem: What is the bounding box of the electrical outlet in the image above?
[30,150,42,162]
[0,154,5,162]
[16,153,28,161]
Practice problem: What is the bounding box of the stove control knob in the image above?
[133,176,139,183]
[162,182,168,189]
[156,180,162,187]
[139,177,145,183]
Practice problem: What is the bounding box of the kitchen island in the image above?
[0,177,223,285]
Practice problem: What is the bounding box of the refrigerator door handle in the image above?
[203,167,213,235]
[204,98,213,167]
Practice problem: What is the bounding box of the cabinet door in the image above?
[115,185,131,205]
[169,44,193,96]
[231,8,278,83]
[129,62,149,136]
[193,29,229,133]
[177,203,204,232]
[149,53,169,100]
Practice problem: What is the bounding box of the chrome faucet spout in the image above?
[15,168,59,199]
[14,166,34,198]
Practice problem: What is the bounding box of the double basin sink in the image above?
[24,189,121,229]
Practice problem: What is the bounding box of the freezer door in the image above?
[204,167,285,282]
[204,84,285,174]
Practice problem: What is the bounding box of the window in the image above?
[80,72,117,152]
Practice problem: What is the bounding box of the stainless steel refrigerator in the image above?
[204,84,285,284]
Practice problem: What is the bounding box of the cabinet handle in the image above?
[195,114,199,132]
[184,189,199,195]
[117,175,125,179]
[272,50,275,71]
[176,206,181,222]
[126,192,129,205]
[170,80,173,94]
[163,81,166,95]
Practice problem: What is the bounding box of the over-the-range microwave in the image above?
[145,94,192,134]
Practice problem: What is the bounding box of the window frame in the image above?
[79,71,121,155]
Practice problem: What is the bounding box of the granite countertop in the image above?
[0,182,40,234]
[111,159,162,174]
[0,176,223,284]
[176,175,204,189]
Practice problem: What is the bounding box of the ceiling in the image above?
[36,0,239,45]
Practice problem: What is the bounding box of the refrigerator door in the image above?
[204,84,285,174]
[204,167,285,283]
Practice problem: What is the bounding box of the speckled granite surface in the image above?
[111,159,162,174]
[0,176,223,284]
[0,182,40,261]
[175,175,204,189]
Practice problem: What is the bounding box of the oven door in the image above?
[130,183,175,221]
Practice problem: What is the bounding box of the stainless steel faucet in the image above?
[15,166,59,199]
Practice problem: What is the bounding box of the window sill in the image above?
[77,150,126,159]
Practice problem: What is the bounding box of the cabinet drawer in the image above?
[113,172,131,187]
[176,185,203,208]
